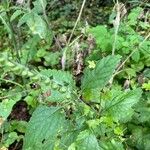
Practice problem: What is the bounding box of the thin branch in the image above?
[40,0,62,50]
[67,0,86,45]
[112,1,120,55]
[61,0,86,70]
[0,78,24,88]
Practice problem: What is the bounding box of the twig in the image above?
[67,0,86,45]
[40,0,62,50]
[112,0,120,55]
[0,78,24,88]
[61,0,86,70]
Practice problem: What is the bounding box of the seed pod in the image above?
[66,94,71,100]
[59,86,67,93]
[52,82,59,90]
[28,71,34,77]
[45,78,50,85]
[12,66,21,72]
[22,70,28,76]
[32,75,39,82]
[6,62,15,67]
[0,57,5,64]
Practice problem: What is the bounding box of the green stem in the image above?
[0,78,23,88]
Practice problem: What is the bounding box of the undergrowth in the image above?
[0,0,150,150]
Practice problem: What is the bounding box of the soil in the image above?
[8,101,31,150]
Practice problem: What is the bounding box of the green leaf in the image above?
[131,50,140,62]
[125,68,136,77]
[10,9,23,21]
[142,81,150,91]
[40,69,76,102]
[128,125,150,150]
[33,0,47,14]
[23,105,65,150]
[18,13,31,27]
[44,52,60,67]
[75,130,100,150]
[18,12,50,40]
[81,55,121,91]
[99,139,124,150]
[144,68,150,78]
[26,13,48,39]
[3,132,19,148]
[0,93,21,120]
[128,7,143,26]
[103,88,142,122]
[89,26,112,52]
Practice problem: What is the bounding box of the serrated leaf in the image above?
[23,105,65,150]
[99,139,124,150]
[89,26,112,52]
[103,88,142,122]
[131,50,140,62]
[75,130,100,150]
[81,55,121,91]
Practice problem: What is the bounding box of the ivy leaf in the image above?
[103,88,142,122]
[23,105,65,150]
[81,55,121,92]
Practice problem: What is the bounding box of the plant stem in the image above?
[110,32,150,84]
[5,12,20,61]
[67,0,86,45]
[61,0,86,70]
[112,1,120,55]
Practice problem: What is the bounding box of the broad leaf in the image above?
[18,12,50,40]
[89,26,113,52]
[26,13,47,39]
[102,88,142,122]
[74,130,100,150]
[81,55,121,91]
[99,139,124,150]
[23,105,65,150]
[33,0,47,14]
